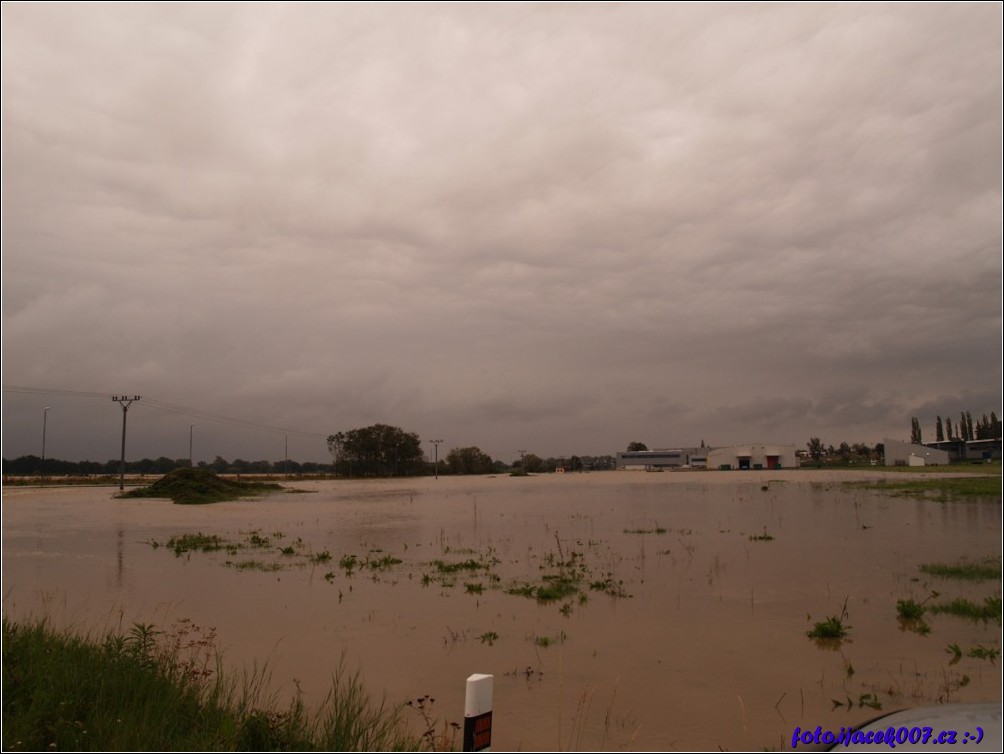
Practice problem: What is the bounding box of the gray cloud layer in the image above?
[3,4,1001,463]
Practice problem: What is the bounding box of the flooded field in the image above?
[2,470,1001,751]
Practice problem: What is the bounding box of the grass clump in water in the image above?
[119,468,283,505]
[919,557,1002,582]
[1,618,419,751]
[165,532,228,556]
[808,616,850,640]
[929,596,1003,625]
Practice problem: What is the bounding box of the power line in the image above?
[3,384,329,440]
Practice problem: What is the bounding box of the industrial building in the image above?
[706,444,798,470]
[883,439,950,466]
[922,438,1001,463]
[616,448,708,470]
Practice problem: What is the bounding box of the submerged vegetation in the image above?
[849,475,1001,501]
[1,619,419,752]
[920,557,1002,582]
[808,616,850,641]
[120,468,283,505]
[929,597,1003,625]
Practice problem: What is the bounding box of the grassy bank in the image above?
[118,467,284,504]
[1,619,419,751]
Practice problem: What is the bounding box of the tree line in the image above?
[324,424,615,477]
[2,455,333,477]
[911,411,1001,444]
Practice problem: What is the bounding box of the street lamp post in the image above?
[429,439,443,479]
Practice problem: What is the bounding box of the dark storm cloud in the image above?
[2,3,1000,462]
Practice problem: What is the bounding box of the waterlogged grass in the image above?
[929,597,1003,624]
[896,599,926,621]
[920,557,1002,582]
[532,630,567,648]
[895,598,932,635]
[161,532,228,556]
[850,475,1001,501]
[623,526,667,535]
[431,558,489,574]
[226,559,285,572]
[808,616,850,640]
[967,645,1001,662]
[1,619,419,752]
[120,467,283,505]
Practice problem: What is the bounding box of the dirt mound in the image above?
[119,468,282,505]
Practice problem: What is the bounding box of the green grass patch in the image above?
[1,619,418,751]
[119,468,283,505]
[919,557,1002,582]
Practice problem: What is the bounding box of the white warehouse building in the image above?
[883,439,950,466]
[706,444,798,470]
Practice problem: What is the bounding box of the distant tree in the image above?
[966,411,975,442]
[992,412,1001,439]
[838,442,851,460]
[445,446,494,475]
[807,438,823,463]
[522,453,544,473]
[627,442,648,452]
[936,416,944,442]
[569,455,583,472]
[945,417,954,441]
[910,417,922,445]
[959,412,969,442]
[851,443,872,460]
[326,424,424,477]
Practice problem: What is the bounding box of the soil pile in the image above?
[119,468,282,505]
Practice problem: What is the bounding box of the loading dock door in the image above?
[766,455,780,470]
[738,456,751,470]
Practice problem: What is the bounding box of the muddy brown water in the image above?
[2,471,1001,751]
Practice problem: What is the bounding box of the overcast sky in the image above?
[2,3,1001,465]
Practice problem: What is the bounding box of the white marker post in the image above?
[463,673,494,752]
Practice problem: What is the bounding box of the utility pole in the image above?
[112,396,140,491]
[41,407,51,485]
[517,449,527,473]
[189,424,195,467]
[429,438,443,479]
